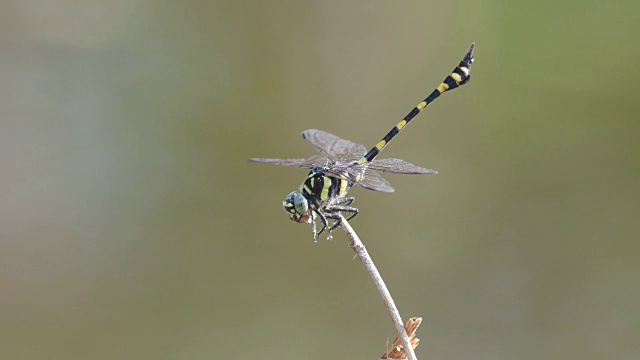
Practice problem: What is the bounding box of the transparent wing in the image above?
[301,129,367,162]
[248,155,328,169]
[366,158,438,174]
[355,170,395,193]
[314,161,394,192]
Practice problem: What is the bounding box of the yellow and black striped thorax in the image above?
[301,169,351,205]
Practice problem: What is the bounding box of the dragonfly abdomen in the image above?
[358,43,475,165]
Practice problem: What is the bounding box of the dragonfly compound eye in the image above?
[283,192,308,222]
[293,193,308,215]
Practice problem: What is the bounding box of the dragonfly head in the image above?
[283,192,311,223]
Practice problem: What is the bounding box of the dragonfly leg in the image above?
[325,206,359,233]
[310,214,318,242]
[342,207,358,222]
[334,197,355,207]
[314,209,329,240]
[323,212,343,239]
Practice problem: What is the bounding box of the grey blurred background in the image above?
[2,1,639,359]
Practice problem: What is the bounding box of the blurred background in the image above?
[2,1,639,359]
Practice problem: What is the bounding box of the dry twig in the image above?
[339,214,419,360]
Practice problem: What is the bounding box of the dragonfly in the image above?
[250,43,475,241]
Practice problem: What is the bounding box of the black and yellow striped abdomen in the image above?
[358,43,475,165]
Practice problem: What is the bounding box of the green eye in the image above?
[293,193,308,215]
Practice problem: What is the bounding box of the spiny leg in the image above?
[330,196,355,208]
[342,207,358,221]
[329,197,358,222]
[357,43,475,165]
[323,212,344,239]
[325,206,359,232]
[310,214,318,243]
[320,197,358,234]
[314,208,329,239]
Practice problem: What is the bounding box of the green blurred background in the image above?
[3,1,639,359]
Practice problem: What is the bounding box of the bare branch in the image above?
[339,214,418,360]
